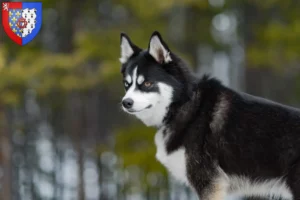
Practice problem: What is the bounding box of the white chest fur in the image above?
[154,128,189,184]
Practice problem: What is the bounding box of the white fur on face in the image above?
[137,75,145,85]
[125,75,132,84]
[122,67,173,127]
[149,35,172,63]
[120,37,134,64]
[135,83,173,127]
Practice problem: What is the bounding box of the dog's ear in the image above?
[148,31,172,64]
[120,33,141,64]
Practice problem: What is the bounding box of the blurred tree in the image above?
[0,22,12,200]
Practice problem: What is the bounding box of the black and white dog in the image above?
[119,31,300,200]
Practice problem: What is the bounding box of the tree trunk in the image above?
[56,0,85,199]
[0,25,12,200]
[0,106,12,200]
[67,93,86,200]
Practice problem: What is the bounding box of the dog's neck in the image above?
[155,90,201,153]
[157,76,222,153]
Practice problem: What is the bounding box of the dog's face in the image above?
[119,32,180,127]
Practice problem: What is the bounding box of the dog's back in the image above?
[219,89,300,176]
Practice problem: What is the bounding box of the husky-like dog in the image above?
[119,31,300,200]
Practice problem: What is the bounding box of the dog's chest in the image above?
[154,128,189,184]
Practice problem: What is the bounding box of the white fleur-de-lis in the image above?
[3,3,9,11]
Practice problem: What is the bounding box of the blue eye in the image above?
[124,82,129,87]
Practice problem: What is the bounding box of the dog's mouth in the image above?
[124,105,152,113]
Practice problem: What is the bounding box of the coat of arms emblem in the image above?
[2,2,42,45]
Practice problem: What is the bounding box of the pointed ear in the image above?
[148,31,172,64]
[120,33,141,64]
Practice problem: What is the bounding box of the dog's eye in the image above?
[124,82,129,87]
[144,81,152,87]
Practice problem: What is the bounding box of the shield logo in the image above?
[2,2,42,46]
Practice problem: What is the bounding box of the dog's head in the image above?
[119,31,193,127]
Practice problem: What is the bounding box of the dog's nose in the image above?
[122,98,134,109]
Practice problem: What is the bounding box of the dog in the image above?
[119,31,300,200]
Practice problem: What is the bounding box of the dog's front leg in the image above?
[202,180,228,200]
[187,153,228,199]
[191,174,228,200]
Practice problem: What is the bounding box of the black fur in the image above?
[168,75,300,199]
[120,32,300,200]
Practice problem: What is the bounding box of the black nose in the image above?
[122,98,134,109]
